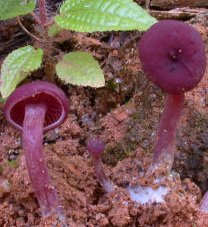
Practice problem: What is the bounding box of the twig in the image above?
[120,32,142,50]
[17,16,42,42]
[146,0,150,10]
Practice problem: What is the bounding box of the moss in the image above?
[6,160,19,168]
[103,141,135,166]
[106,79,117,91]
[0,165,3,174]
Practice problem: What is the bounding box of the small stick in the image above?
[17,16,42,42]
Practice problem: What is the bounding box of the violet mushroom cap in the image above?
[4,81,69,132]
[87,137,114,193]
[138,20,206,172]
[127,20,206,205]
[138,20,206,94]
[87,137,105,156]
[3,81,69,220]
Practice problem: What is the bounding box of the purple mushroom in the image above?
[87,137,114,193]
[138,20,206,172]
[4,81,69,220]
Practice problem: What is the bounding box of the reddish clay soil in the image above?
[0,2,208,227]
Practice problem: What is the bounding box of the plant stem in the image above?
[93,155,114,193]
[39,0,47,26]
[150,93,185,172]
[23,103,65,218]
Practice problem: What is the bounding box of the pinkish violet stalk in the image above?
[87,138,114,193]
[23,103,64,217]
[92,154,114,194]
[150,93,184,171]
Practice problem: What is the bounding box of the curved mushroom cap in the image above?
[4,81,69,133]
[138,20,206,94]
[87,138,105,156]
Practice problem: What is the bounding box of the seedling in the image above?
[4,81,69,222]
[0,0,157,99]
[138,20,206,172]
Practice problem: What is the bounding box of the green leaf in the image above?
[55,0,157,32]
[0,0,36,20]
[56,52,105,87]
[0,46,43,98]
[48,23,63,37]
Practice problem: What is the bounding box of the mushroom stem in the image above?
[150,93,185,172]
[23,103,64,218]
[93,155,114,194]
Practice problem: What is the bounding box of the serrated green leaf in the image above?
[0,0,36,20]
[48,23,63,37]
[54,0,157,32]
[56,52,105,87]
[0,46,43,98]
